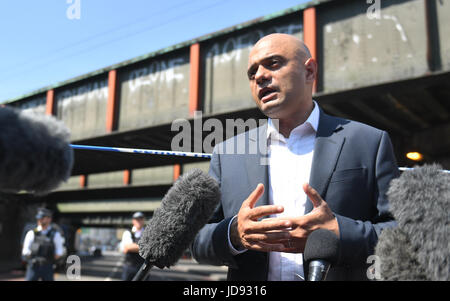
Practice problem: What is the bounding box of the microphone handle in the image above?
[132,259,153,281]
[308,260,331,281]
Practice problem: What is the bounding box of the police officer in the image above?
[22,208,64,281]
[120,212,146,281]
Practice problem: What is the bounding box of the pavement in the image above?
[0,251,227,281]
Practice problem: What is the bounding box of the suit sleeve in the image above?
[190,145,239,268]
[334,131,399,266]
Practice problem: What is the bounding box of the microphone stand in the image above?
[132,259,153,281]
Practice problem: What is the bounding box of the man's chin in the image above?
[259,100,283,118]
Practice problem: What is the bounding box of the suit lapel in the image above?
[305,110,345,214]
[244,123,270,279]
[245,123,269,207]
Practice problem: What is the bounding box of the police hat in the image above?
[35,208,52,219]
[132,212,145,219]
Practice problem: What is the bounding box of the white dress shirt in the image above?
[120,226,144,252]
[22,225,64,257]
[228,101,320,281]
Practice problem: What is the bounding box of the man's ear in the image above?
[304,58,317,84]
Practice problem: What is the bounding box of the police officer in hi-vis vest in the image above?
[120,212,146,281]
[22,208,64,281]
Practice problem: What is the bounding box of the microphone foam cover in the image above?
[376,164,449,280]
[304,229,340,264]
[375,227,427,280]
[139,169,220,268]
[0,107,73,195]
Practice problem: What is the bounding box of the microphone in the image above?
[133,169,220,281]
[375,164,449,280]
[0,107,74,195]
[304,229,340,281]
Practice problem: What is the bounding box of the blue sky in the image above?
[0,0,309,102]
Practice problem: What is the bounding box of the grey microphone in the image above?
[304,229,340,281]
[0,107,73,195]
[133,169,220,281]
[375,164,449,280]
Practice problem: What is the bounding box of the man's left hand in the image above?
[277,183,340,253]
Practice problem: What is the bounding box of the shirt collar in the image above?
[36,225,51,232]
[267,100,320,141]
[132,226,144,233]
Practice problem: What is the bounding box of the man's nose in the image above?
[255,66,271,85]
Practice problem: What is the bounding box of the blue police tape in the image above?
[398,167,450,174]
[70,144,212,159]
[71,144,449,173]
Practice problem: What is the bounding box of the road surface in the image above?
[0,251,227,281]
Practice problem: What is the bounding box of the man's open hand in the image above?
[279,183,340,253]
[230,183,292,252]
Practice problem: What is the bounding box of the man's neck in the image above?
[39,224,49,231]
[277,101,315,138]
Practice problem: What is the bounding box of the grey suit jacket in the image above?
[191,107,399,281]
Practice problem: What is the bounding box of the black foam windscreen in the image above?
[0,107,73,194]
[375,164,449,280]
[138,169,220,269]
[304,228,340,264]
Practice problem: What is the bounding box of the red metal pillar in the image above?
[178,43,203,179]
[303,7,317,93]
[123,169,132,185]
[46,89,55,116]
[189,43,201,116]
[80,175,87,188]
[105,69,131,186]
[106,69,118,132]
[173,164,181,181]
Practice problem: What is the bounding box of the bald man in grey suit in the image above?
[191,34,399,281]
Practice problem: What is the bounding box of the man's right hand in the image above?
[229,183,292,252]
